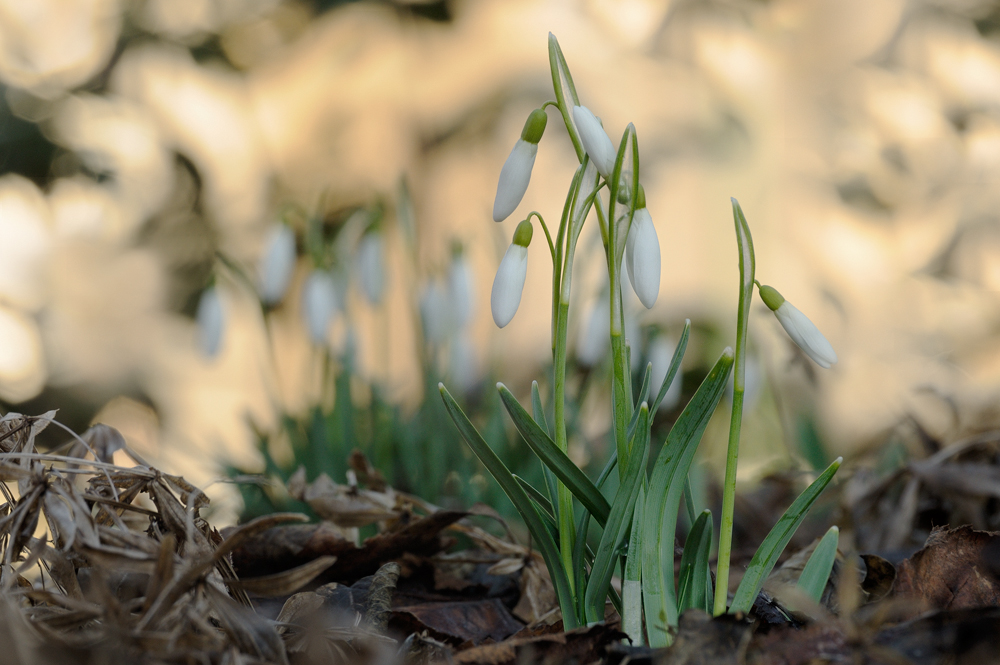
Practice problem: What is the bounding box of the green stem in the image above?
[552,301,576,597]
[713,388,744,615]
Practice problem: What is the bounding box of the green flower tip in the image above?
[521,109,548,144]
[758,284,785,311]
[513,219,534,247]
[636,184,646,210]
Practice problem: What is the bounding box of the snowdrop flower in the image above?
[491,219,532,328]
[625,187,660,309]
[196,286,224,358]
[448,248,475,328]
[356,230,384,305]
[449,331,479,394]
[302,270,338,344]
[493,108,547,222]
[257,223,296,305]
[758,283,837,369]
[572,105,616,178]
[420,279,449,346]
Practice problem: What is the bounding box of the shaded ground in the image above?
[5,413,1000,664]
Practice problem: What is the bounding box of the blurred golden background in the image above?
[1,0,999,524]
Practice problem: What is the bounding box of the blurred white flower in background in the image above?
[257,223,297,306]
[355,230,385,306]
[196,286,225,358]
[302,270,338,345]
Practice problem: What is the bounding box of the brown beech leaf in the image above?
[661,610,753,665]
[861,553,896,602]
[894,525,1000,614]
[452,622,626,665]
[391,598,524,647]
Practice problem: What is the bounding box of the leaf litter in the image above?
[6,412,1000,664]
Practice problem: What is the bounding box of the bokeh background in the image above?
[2,0,999,525]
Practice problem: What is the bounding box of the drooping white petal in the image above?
[302,270,338,344]
[449,331,479,394]
[420,279,449,346]
[257,223,296,305]
[196,287,224,358]
[356,232,384,305]
[490,244,528,328]
[572,106,616,178]
[577,294,610,366]
[449,254,475,328]
[774,301,838,368]
[493,139,537,222]
[625,208,660,309]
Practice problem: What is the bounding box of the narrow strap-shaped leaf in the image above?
[642,349,734,647]
[531,381,560,515]
[498,384,611,526]
[651,320,690,416]
[585,403,650,624]
[636,363,652,411]
[439,384,578,627]
[797,526,840,603]
[622,486,645,645]
[515,474,554,520]
[677,509,714,614]
[728,457,842,615]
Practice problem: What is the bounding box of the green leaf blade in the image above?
[797,525,840,603]
[677,509,714,614]
[641,349,734,647]
[498,384,611,526]
[439,383,578,628]
[728,457,842,615]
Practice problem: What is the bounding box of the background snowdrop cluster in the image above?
[0,0,998,521]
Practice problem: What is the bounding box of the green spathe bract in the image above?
[438,34,840,637]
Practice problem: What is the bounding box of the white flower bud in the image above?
[493,140,538,223]
[257,223,296,305]
[196,286,224,358]
[448,253,475,329]
[490,244,528,328]
[420,279,449,346]
[773,301,838,368]
[572,105,616,178]
[356,231,384,305]
[625,207,660,309]
[302,270,338,344]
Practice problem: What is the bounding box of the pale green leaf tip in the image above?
[701,509,712,516]
[723,346,734,359]
[496,382,505,390]
[834,456,843,465]
[731,196,739,207]
[828,525,839,534]
[438,382,446,392]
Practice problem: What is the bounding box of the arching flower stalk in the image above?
[493,109,548,222]
[757,282,838,368]
[490,219,533,328]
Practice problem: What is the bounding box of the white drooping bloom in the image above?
[490,243,528,328]
[302,270,338,344]
[774,302,838,368]
[196,286,224,358]
[625,207,660,309]
[356,231,384,305]
[493,108,547,222]
[257,223,296,305]
[448,252,475,328]
[420,279,449,346]
[491,220,533,328]
[572,105,616,178]
[758,284,837,369]
[493,141,538,223]
[449,331,479,394]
